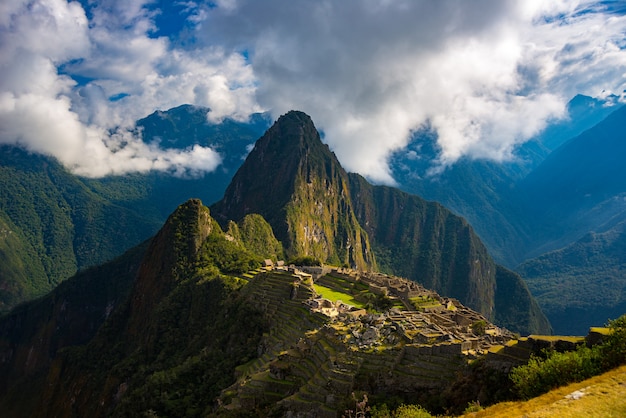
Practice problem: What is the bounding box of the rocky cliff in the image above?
[211,110,375,270]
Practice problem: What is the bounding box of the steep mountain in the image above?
[0,200,267,417]
[212,110,550,334]
[211,110,375,271]
[0,146,159,312]
[517,104,626,258]
[348,174,549,334]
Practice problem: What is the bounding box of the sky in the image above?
[1,0,625,182]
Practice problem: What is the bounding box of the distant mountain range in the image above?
[1,95,623,337]
[391,96,626,334]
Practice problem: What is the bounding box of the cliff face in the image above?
[212,111,375,270]
[348,173,496,318]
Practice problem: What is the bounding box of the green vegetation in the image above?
[471,320,487,336]
[313,284,366,309]
[510,314,626,399]
[460,364,626,418]
[0,146,159,312]
[288,255,322,266]
[237,213,284,261]
[409,295,441,311]
[519,224,626,335]
[510,346,603,399]
[198,230,262,274]
[369,401,435,418]
[22,201,269,418]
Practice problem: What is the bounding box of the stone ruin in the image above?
[302,266,514,354]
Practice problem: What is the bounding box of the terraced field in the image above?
[219,269,478,415]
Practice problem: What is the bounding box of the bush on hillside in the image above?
[601,314,626,369]
[510,313,626,399]
[288,255,322,266]
[509,346,602,399]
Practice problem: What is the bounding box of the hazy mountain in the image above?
[517,104,626,258]
[391,95,621,266]
[514,104,626,334]
[85,105,270,221]
[518,220,626,335]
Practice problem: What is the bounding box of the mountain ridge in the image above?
[211,110,549,333]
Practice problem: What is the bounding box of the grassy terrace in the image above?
[409,295,442,310]
[312,284,366,309]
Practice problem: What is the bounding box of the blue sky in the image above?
[1,0,625,181]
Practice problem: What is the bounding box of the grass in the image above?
[312,284,366,309]
[528,335,586,343]
[590,327,611,336]
[409,295,441,310]
[460,364,626,418]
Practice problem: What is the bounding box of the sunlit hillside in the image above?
[461,364,626,418]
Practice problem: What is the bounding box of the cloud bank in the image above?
[0,0,259,177]
[1,0,625,181]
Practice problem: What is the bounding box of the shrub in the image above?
[288,255,321,266]
[369,403,433,418]
[510,345,603,399]
[601,314,626,369]
[392,404,433,418]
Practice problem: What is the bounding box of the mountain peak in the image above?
[126,198,215,337]
[212,110,374,269]
[254,110,329,157]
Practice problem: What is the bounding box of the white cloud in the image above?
[197,0,626,183]
[0,0,258,177]
[1,0,625,182]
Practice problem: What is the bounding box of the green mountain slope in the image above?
[518,221,626,335]
[0,200,267,417]
[0,146,159,312]
[0,239,148,416]
[0,199,527,417]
